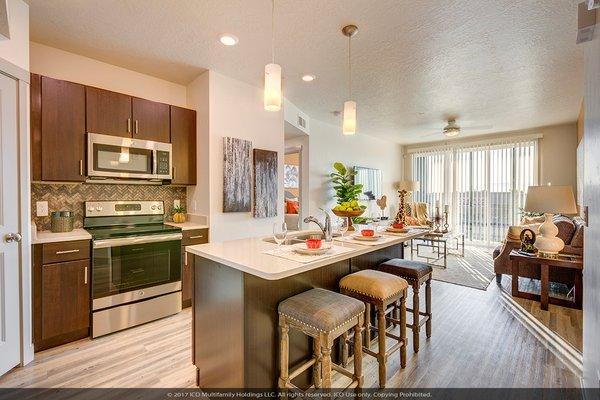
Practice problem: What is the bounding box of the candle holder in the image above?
[442,211,449,233]
[433,206,442,233]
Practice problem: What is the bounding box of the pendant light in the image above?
[264,0,281,111]
[342,25,358,135]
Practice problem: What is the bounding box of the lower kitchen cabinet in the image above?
[182,228,209,308]
[33,241,91,351]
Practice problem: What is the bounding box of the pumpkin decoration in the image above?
[172,205,186,223]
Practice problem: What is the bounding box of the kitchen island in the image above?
[186,229,427,389]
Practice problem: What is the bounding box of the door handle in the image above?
[84,266,88,285]
[189,235,204,239]
[56,249,80,255]
[135,120,139,134]
[127,118,132,134]
[4,233,22,243]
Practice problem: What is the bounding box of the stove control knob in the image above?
[151,205,157,210]
[157,204,163,210]
[96,206,103,212]
[87,206,95,212]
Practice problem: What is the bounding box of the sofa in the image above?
[493,215,584,285]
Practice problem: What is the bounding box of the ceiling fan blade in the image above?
[460,124,493,131]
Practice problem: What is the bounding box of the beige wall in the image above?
[0,0,29,71]
[187,70,284,242]
[403,123,578,194]
[30,42,187,107]
[308,119,403,220]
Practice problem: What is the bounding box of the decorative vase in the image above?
[172,212,186,223]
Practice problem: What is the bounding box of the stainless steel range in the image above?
[84,200,182,337]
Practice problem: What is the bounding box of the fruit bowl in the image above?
[331,208,364,231]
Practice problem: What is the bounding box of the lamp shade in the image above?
[342,100,357,135]
[396,180,420,192]
[264,63,282,111]
[524,185,577,214]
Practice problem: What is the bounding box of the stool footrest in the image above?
[332,363,355,380]
[288,357,317,381]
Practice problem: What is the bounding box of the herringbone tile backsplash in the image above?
[32,183,187,231]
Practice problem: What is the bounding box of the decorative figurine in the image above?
[376,195,387,220]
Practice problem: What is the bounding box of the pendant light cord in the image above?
[348,34,352,99]
[271,0,275,64]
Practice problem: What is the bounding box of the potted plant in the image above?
[172,205,186,223]
[330,162,366,231]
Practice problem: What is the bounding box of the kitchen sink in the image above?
[262,232,340,245]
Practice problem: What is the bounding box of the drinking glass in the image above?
[273,222,288,253]
[339,217,349,242]
[371,212,381,232]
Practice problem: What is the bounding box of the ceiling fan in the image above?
[421,118,493,139]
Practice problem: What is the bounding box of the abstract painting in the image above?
[223,137,252,212]
[284,164,299,189]
[253,149,278,218]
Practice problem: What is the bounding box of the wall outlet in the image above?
[36,201,49,217]
[174,199,181,208]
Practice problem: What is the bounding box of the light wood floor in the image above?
[0,278,582,389]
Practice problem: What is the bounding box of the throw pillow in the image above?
[286,200,299,214]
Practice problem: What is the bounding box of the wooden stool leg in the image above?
[320,335,332,389]
[376,304,387,388]
[313,337,322,389]
[278,317,290,389]
[364,303,371,348]
[400,292,407,368]
[426,277,432,338]
[353,316,364,389]
[412,282,420,353]
[341,331,349,367]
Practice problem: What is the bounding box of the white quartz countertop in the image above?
[186,229,427,280]
[32,229,92,244]
[164,221,209,231]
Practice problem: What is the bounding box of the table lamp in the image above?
[524,185,577,258]
[394,180,420,225]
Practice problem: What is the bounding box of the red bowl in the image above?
[392,222,405,229]
[361,229,375,237]
[306,238,322,249]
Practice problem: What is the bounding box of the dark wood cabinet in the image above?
[170,106,197,185]
[181,228,208,308]
[33,241,91,351]
[132,97,170,142]
[35,76,86,182]
[86,87,132,138]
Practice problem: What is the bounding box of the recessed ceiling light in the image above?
[301,74,316,82]
[219,34,239,46]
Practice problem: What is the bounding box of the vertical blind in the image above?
[411,138,538,244]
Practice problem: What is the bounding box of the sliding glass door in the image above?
[411,139,537,244]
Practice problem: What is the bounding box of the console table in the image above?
[509,250,583,311]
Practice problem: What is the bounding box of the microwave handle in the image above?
[152,149,158,175]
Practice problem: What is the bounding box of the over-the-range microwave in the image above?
[87,133,172,181]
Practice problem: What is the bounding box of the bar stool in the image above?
[339,270,408,388]
[378,259,432,353]
[278,288,365,390]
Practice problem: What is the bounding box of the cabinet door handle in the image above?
[189,235,204,239]
[84,266,88,285]
[135,120,139,134]
[127,118,132,133]
[172,167,176,180]
[56,249,80,255]
[79,160,83,176]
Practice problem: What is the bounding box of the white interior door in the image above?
[0,71,21,376]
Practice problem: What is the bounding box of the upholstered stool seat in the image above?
[378,258,433,353]
[278,288,364,333]
[339,270,408,388]
[278,288,365,390]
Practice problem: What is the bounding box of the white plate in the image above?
[352,234,383,241]
[386,227,410,233]
[292,242,332,255]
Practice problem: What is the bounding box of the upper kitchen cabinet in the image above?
[86,87,132,138]
[31,74,86,182]
[132,98,170,142]
[170,106,197,185]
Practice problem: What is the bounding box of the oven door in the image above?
[92,233,182,310]
[87,132,172,180]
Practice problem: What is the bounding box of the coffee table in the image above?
[410,231,465,269]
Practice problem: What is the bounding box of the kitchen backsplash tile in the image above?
[32,183,187,231]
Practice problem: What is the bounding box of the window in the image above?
[411,139,538,244]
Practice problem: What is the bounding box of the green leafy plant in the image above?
[172,205,186,214]
[330,162,366,212]
[519,208,543,218]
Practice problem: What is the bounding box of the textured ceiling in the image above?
[27,0,583,144]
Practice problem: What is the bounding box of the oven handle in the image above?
[93,233,183,249]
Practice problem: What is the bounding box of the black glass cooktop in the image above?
[85,223,181,240]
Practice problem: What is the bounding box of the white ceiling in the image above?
[27,0,583,144]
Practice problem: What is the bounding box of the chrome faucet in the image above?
[303,208,332,242]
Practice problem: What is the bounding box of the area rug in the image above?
[409,244,496,290]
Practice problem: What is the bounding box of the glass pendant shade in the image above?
[342,100,357,135]
[264,63,282,111]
